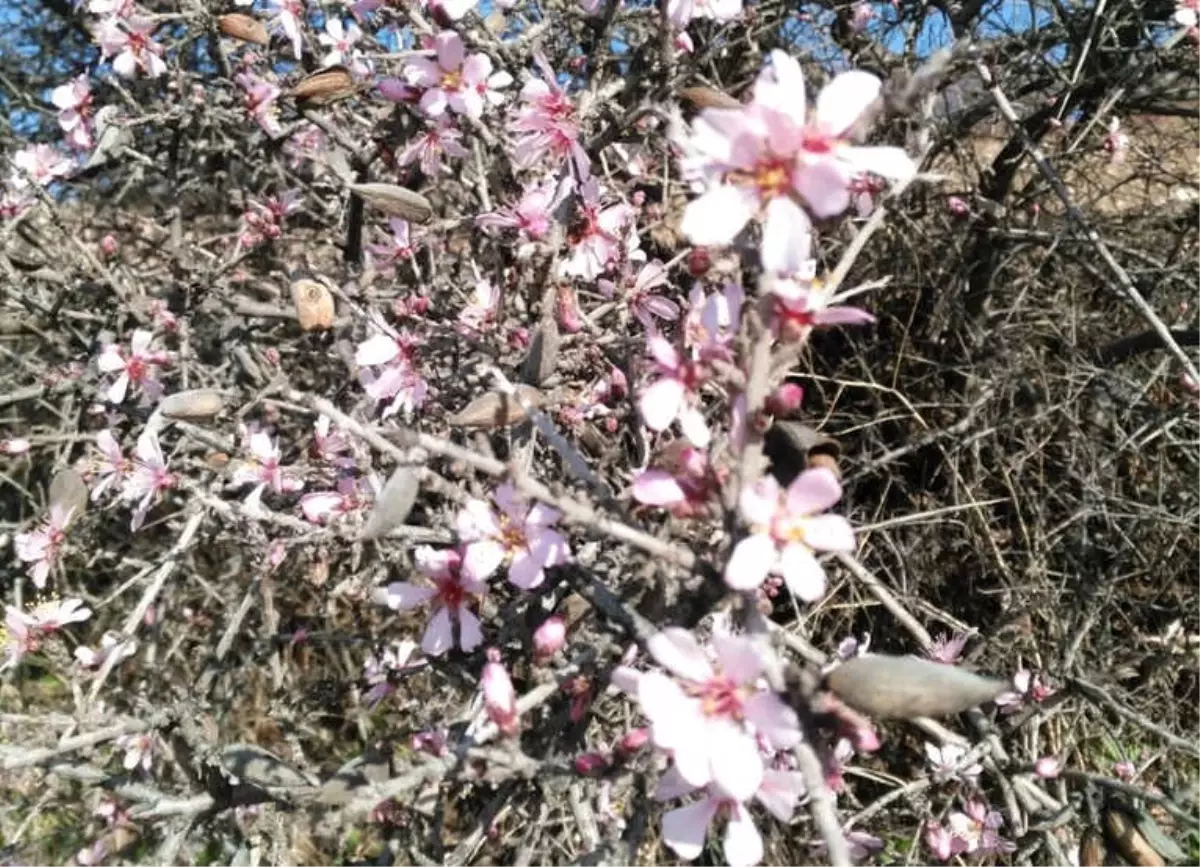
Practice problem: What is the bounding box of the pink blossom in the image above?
[317,17,361,67]
[810,830,884,863]
[947,195,970,216]
[421,0,476,20]
[51,75,94,151]
[312,414,354,467]
[925,742,982,783]
[14,503,75,588]
[455,483,571,589]
[458,279,501,334]
[667,0,742,29]
[96,17,167,79]
[366,218,418,273]
[117,733,156,773]
[639,335,712,447]
[476,175,573,255]
[96,329,169,404]
[1176,0,1198,27]
[616,628,801,801]
[510,53,590,179]
[597,259,682,329]
[725,468,855,601]
[267,0,306,60]
[284,122,326,168]
[995,667,1055,710]
[561,178,636,280]
[632,445,722,518]
[835,632,870,660]
[398,117,470,176]
[481,650,519,734]
[926,631,969,665]
[80,429,129,501]
[677,51,913,272]
[355,328,429,418]
[121,428,174,531]
[24,597,92,632]
[373,546,486,656]
[404,31,512,119]
[231,429,304,512]
[682,283,743,361]
[850,0,876,30]
[947,799,1015,856]
[1,607,37,672]
[1102,116,1130,163]
[925,821,962,861]
[10,143,75,187]
[75,631,137,670]
[236,72,283,138]
[1034,756,1061,779]
[1114,759,1137,781]
[2,438,31,454]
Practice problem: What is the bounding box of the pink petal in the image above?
[525,502,562,529]
[435,31,465,70]
[739,478,780,525]
[507,549,545,589]
[456,499,500,540]
[420,87,449,117]
[708,721,764,801]
[796,160,853,218]
[778,543,827,601]
[662,799,720,861]
[458,607,484,652]
[841,145,916,181]
[755,768,806,821]
[300,492,345,523]
[355,334,400,367]
[639,377,685,432]
[647,628,713,682]
[815,70,881,136]
[723,805,765,867]
[609,666,641,695]
[528,528,570,568]
[462,539,505,581]
[678,406,711,448]
[813,305,876,325]
[679,184,757,247]
[413,545,458,579]
[785,467,842,515]
[711,634,763,685]
[631,470,686,507]
[803,514,855,552]
[105,374,130,404]
[374,581,436,611]
[761,196,812,275]
[421,605,454,656]
[724,534,777,590]
[742,691,801,749]
[493,482,527,523]
[653,764,700,802]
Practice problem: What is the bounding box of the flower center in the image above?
[498,517,527,554]
[125,356,147,383]
[435,575,465,610]
[689,673,746,719]
[754,159,792,199]
[442,70,464,91]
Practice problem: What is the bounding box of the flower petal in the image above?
[458,606,484,652]
[802,514,856,552]
[631,470,686,507]
[662,799,720,861]
[679,184,757,247]
[761,195,812,276]
[742,691,801,749]
[639,377,685,432]
[708,721,764,801]
[462,538,505,581]
[648,628,714,682]
[815,70,881,136]
[724,534,777,590]
[840,145,916,182]
[421,606,454,656]
[778,543,826,602]
[785,467,842,515]
[373,581,436,611]
[724,805,765,867]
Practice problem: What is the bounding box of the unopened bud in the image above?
[766,383,804,416]
[615,727,649,757]
[947,196,969,217]
[1034,756,1061,779]
[2,438,31,455]
[481,654,519,736]
[573,752,609,777]
[557,285,583,334]
[100,234,118,256]
[532,616,566,662]
[687,247,712,277]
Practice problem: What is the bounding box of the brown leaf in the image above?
[290,278,335,331]
[1104,806,1167,867]
[49,468,88,525]
[520,321,560,387]
[825,654,1009,719]
[361,465,421,540]
[347,182,434,223]
[217,13,269,45]
[290,65,359,106]
[159,389,226,420]
[677,86,741,111]
[448,385,543,429]
[1078,827,1109,867]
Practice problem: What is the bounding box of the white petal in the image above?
[679,184,757,246]
[815,70,881,136]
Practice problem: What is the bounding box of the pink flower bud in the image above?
[482,653,519,735]
[533,616,566,662]
[766,383,804,415]
[604,416,618,434]
[263,347,281,365]
[947,196,969,217]
[508,327,531,349]
[615,727,649,756]
[631,190,646,207]
[687,247,712,277]
[573,752,609,777]
[412,730,448,757]
[1034,756,1061,779]
[100,234,118,257]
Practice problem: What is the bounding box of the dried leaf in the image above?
[159,389,226,420]
[290,65,359,106]
[520,321,560,386]
[448,385,543,429]
[217,13,269,45]
[290,278,335,331]
[1104,806,1167,867]
[1078,827,1108,867]
[347,182,434,223]
[49,469,88,525]
[362,465,421,540]
[678,86,741,110]
[220,743,312,789]
[825,654,1009,719]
